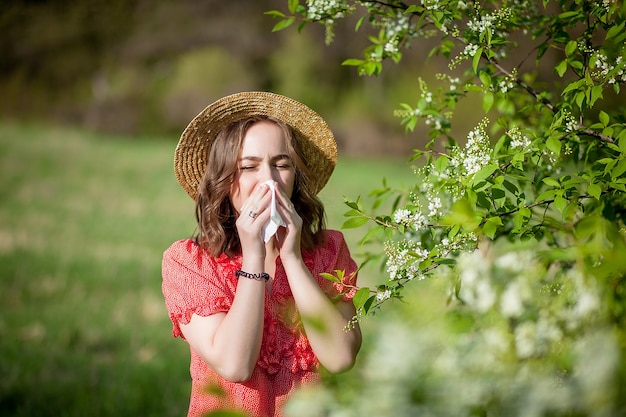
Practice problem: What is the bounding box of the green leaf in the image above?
[341,58,364,67]
[556,60,568,77]
[405,5,425,14]
[343,197,361,210]
[536,189,557,202]
[604,159,617,174]
[479,71,491,87]
[546,136,562,155]
[612,158,626,179]
[265,10,286,18]
[352,287,371,310]
[355,15,365,31]
[554,195,568,213]
[319,272,341,283]
[288,0,299,13]
[434,154,450,172]
[482,91,494,113]
[565,40,577,56]
[587,183,602,199]
[476,191,492,209]
[341,216,369,229]
[359,225,383,245]
[491,185,506,200]
[619,136,626,154]
[472,163,498,185]
[502,179,519,194]
[472,48,483,73]
[441,198,482,232]
[513,207,531,231]
[610,181,626,191]
[363,295,377,314]
[606,21,625,40]
[575,91,585,108]
[542,177,561,188]
[483,216,503,239]
[562,177,586,190]
[562,79,585,95]
[590,85,603,107]
[272,17,295,32]
[599,111,610,127]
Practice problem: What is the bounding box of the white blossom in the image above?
[500,281,524,318]
[450,120,491,176]
[393,208,412,224]
[428,196,442,218]
[463,43,479,57]
[376,289,392,301]
[507,126,531,150]
[384,239,428,281]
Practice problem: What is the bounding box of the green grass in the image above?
[0,121,416,416]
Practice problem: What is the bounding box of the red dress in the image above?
[161,230,358,417]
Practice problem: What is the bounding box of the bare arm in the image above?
[282,257,362,373]
[275,188,361,372]
[180,184,273,382]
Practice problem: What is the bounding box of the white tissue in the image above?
[262,180,286,242]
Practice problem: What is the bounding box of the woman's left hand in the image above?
[273,186,302,260]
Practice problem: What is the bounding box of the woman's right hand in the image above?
[235,182,272,259]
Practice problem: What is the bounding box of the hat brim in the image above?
[174,91,337,200]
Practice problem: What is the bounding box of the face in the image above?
[230,120,296,212]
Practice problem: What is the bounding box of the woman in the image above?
[162,92,361,417]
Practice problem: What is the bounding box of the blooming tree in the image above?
[269,0,626,416]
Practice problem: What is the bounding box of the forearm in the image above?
[212,277,265,380]
[283,258,362,373]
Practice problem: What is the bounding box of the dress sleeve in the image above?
[161,240,236,339]
[316,230,359,302]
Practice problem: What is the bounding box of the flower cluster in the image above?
[498,70,517,93]
[593,51,626,84]
[393,207,427,230]
[449,119,492,176]
[384,239,428,281]
[375,288,392,301]
[463,43,479,58]
[306,0,352,21]
[367,9,414,58]
[467,11,496,35]
[507,126,531,150]
[560,109,579,133]
[466,6,513,37]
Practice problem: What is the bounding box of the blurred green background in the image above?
[0,0,454,156]
[0,1,426,415]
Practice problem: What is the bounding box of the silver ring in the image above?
[248,210,258,219]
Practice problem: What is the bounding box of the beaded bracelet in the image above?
[235,269,270,282]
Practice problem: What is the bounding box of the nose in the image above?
[258,163,277,184]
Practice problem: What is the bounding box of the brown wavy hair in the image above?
[194,116,327,257]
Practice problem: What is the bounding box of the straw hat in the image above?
[174,91,338,200]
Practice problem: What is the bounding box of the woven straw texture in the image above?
[174,92,337,200]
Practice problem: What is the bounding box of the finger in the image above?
[239,184,271,215]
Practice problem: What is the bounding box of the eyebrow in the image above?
[238,154,291,162]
